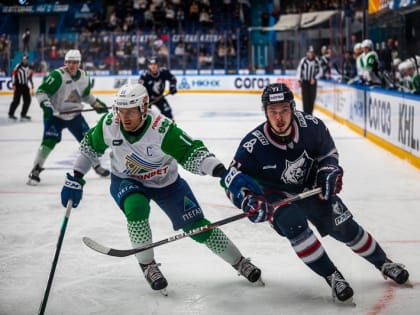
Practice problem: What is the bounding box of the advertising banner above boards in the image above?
[0,74,419,167]
[368,0,418,14]
[93,75,299,94]
[316,80,420,167]
[0,75,299,94]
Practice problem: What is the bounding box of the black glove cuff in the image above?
[74,170,85,179]
[212,164,227,178]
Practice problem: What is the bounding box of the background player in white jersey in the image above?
[27,49,109,185]
[60,83,262,295]
[221,83,410,304]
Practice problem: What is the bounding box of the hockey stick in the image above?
[59,106,112,115]
[59,93,171,115]
[38,200,73,315]
[147,92,171,108]
[332,63,359,84]
[82,187,321,258]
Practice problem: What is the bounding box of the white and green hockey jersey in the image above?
[36,67,96,120]
[74,110,222,188]
[360,51,381,85]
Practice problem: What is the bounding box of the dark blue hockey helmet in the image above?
[147,56,158,65]
[261,83,295,110]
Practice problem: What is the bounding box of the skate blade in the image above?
[27,178,40,186]
[159,288,168,296]
[256,277,265,286]
[401,280,414,288]
[334,296,356,307]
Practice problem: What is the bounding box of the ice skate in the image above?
[27,164,44,185]
[326,270,355,306]
[381,260,411,287]
[94,165,110,177]
[20,115,31,121]
[140,260,168,296]
[8,115,17,121]
[233,256,264,286]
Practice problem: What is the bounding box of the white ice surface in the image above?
[0,93,419,315]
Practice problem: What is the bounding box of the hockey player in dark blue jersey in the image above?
[221,83,410,304]
[138,57,177,119]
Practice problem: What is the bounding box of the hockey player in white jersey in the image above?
[60,83,262,294]
[28,49,110,185]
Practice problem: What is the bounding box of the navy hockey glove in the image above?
[241,192,271,223]
[169,85,177,95]
[40,101,53,120]
[92,98,109,114]
[61,173,85,208]
[221,166,263,208]
[316,165,343,200]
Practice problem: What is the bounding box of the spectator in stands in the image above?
[320,0,335,10]
[0,34,10,74]
[198,43,212,69]
[124,9,136,32]
[353,43,363,80]
[261,9,270,27]
[22,28,31,53]
[107,10,120,31]
[319,45,331,80]
[104,51,119,74]
[199,7,214,30]
[174,39,186,68]
[272,58,286,75]
[350,34,359,53]
[185,43,197,68]
[176,7,185,32]
[189,1,200,29]
[144,8,155,29]
[216,37,227,68]
[48,23,57,36]
[379,37,395,73]
[341,50,357,83]
[137,45,147,69]
[164,2,177,30]
[153,39,169,65]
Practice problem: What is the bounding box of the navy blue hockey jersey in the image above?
[139,68,176,100]
[231,111,339,194]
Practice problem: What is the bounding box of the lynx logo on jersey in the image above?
[281,151,313,184]
[152,80,163,94]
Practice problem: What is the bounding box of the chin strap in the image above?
[268,121,294,144]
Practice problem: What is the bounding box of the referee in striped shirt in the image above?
[8,54,34,121]
[297,46,322,115]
